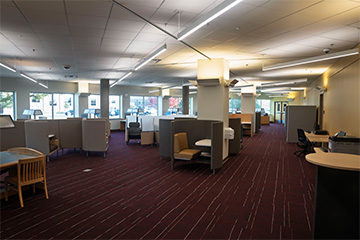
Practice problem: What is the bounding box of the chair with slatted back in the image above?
[5,154,48,207]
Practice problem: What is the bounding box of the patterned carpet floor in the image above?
[0,123,316,239]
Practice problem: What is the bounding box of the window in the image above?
[167,97,182,115]
[229,98,241,113]
[29,93,52,119]
[144,96,158,116]
[130,96,143,110]
[88,95,100,109]
[109,95,120,119]
[256,99,271,114]
[53,94,74,119]
[130,96,158,116]
[30,93,74,119]
[0,91,15,119]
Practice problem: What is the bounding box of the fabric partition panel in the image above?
[140,116,154,132]
[229,118,242,155]
[24,120,50,155]
[59,119,83,149]
[47,120,60,138]
[0,121,26,151]
[211,121,223,170]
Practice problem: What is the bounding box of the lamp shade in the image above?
[0,115,15,128]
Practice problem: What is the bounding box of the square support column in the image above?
[100,79,109,119]
[197,58,229,159]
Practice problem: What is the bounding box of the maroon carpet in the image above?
[0,123,316,239]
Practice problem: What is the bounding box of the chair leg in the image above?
[4,179,8,201]
[18,185,24,208]
[43,180,49,199]
[33,184,36,193]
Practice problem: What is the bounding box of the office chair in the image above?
[127,122,141,144]
[294,128,311,157]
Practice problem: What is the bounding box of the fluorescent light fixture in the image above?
[110,71,133,88]
[38,82,48,89]
[291,87,306,90]
[263,49,359,71]
[261,87,289,92]
[0,63,16,72]
[261,78,307,87]
[20,73,38,83]
[177,0,243,40]
[189,91,197,94]
[149,89,161,93]
[134,44,167,71]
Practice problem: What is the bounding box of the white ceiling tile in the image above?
[107,18,145,31]
[22,11,67,25]
[70,27,105,38]
[32,24,69,35]
[325,6,360,26]
[65,0,113,18]
[68,14,108,28]
[298,0,360,21]
[320,26,360,42]
[14,0,65,14]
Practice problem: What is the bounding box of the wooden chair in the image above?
[5,154,48,207]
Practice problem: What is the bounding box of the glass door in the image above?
[274,101,288,124]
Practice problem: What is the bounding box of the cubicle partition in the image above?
[158,118,224,172]
[229,118,242,155]
[0,120,26,151]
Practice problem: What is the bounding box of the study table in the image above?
[305,149,360,239]
[195,139,211,147]
[0,151,37,168]
[195,139,211,157]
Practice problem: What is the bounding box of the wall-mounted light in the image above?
[315,86,327,93]
[134,44,167,71]
[263,48,359,71]
[0,63,16,72]
[177,0,242,40]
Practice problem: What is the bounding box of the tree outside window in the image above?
[0,91,15,119]
[229,98,241,113]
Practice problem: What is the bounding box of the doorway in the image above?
[274,101,288,124]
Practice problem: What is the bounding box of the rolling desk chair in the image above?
[294,128,311,157]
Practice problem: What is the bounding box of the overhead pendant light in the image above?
[177,0,243,41]
[38,82,48,89]
[263,48,359,71]
[20,73,38,83]
[134,44,167,71]
[110,71,133,88]
[0,63,16,72]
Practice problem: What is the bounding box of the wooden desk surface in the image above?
[0,152,36,168]
[305,132,329,143]
[195,139,211,147]
[305,149,360,171]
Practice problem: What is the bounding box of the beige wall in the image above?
[305,46,360,136]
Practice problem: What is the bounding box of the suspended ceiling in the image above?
[0,0,359,90]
